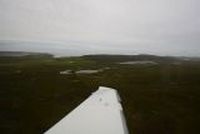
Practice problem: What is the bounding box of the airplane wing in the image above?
[44,86,129,134]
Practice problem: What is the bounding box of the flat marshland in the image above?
[0,53,200,134]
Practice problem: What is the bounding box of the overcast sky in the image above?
[0,0,200,56]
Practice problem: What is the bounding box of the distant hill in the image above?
[0,51,199,62]
[82,54,179,62]
[0,51,53,58]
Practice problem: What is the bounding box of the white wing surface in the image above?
[45,86,129,134]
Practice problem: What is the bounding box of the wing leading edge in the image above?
[45,86,129,134]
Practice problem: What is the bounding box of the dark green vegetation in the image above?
[0,53,200,134]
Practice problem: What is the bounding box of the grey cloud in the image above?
[0,0,199,56]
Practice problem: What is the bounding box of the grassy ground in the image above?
[0,54,200,134]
